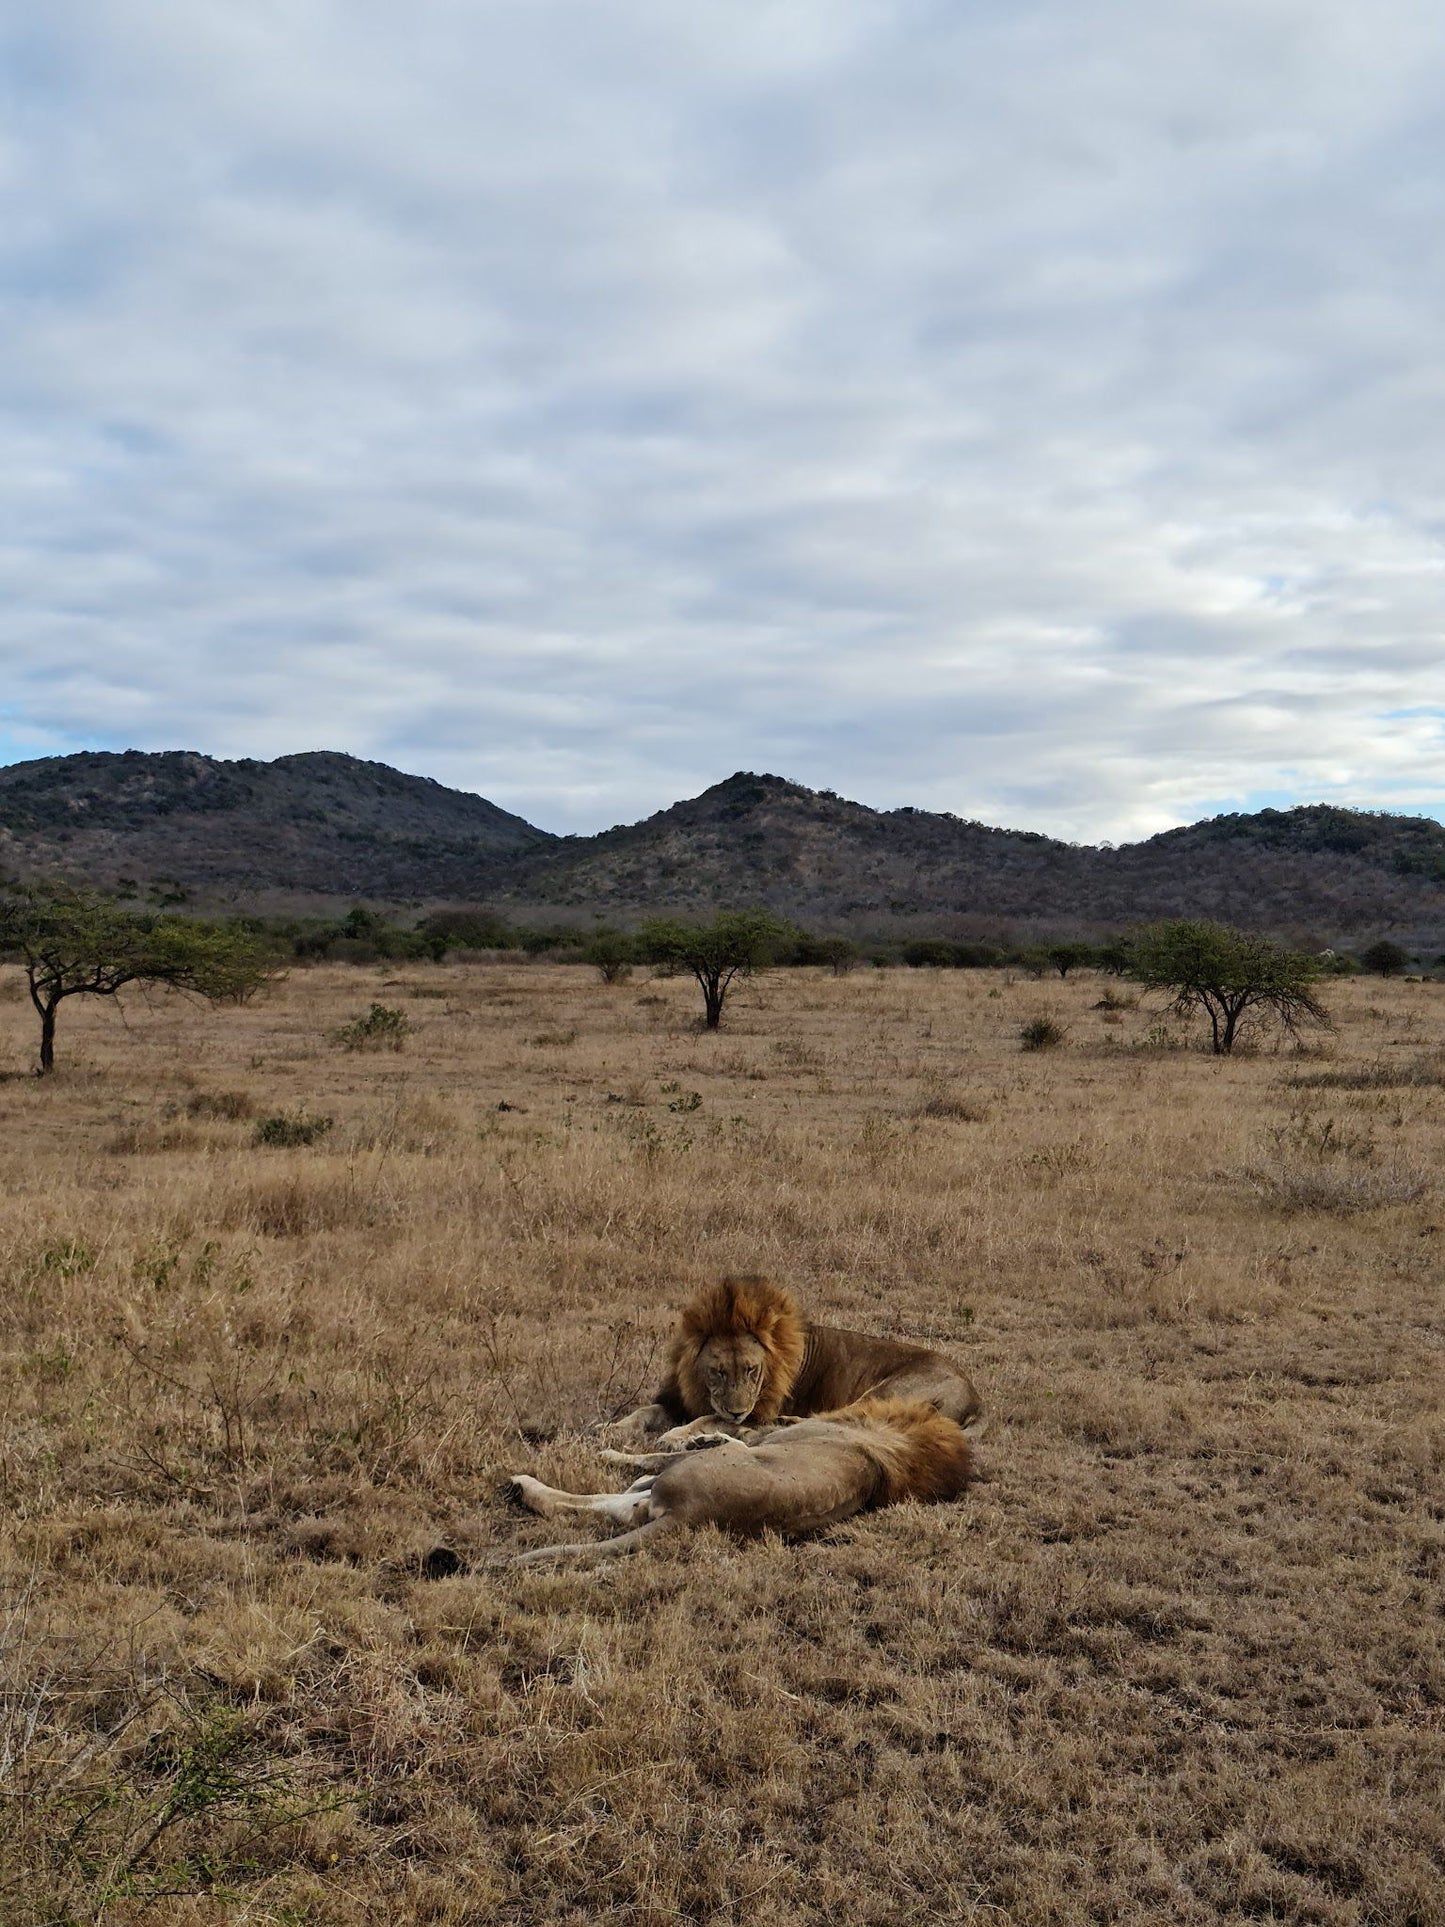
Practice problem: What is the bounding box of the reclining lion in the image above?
[610,1274,983,1446]
[507,1396,973,1565]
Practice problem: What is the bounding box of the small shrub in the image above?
[106,1120,205,1155]
[333,1003,411,1051]
[1093,989,1136,1012]
[1127,1023,1186,1053]
[529,1029,577,1048]
[1289,1057,1445,1092]
[584,931,637,983]
[1239,1160,1431,1213]
[252,1110,335,1148]
[236,1170,357,1236]
[1263,1112,1376,1163]
[185,1089,255,1120]
[1019,1016,1068,1052]
[914,1093,988,1121]
[38,1238,95,1276]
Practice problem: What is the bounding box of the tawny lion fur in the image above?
[611,1275,983,1446]
[507,1396,974,1565]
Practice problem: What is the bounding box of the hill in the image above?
[1,751,1443,943]
[0,749,552,906]
[505,774,1445,943]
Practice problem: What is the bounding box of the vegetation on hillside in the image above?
[3,751,1444,941]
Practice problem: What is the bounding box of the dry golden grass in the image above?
[1,962,1442,1925]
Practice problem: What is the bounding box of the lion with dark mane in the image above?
[508,1396,974,1565]
[610,1275,983,1446]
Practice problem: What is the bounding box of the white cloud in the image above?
[1,0,1443,839]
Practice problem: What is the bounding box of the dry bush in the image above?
[1240,1159,1433,1213]
[104,1116,207,1155]
[912,1089,988,1121]
[0,964,1442,1924]
[1290,1054,1445,1091]
[184,1087,256,1120]
[253,1108,334,1147]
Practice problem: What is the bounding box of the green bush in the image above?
[1019,1016,1068,1051]
[415,908,515,955]
[583,930,638,983]
[333,1003,411,1051]
[902,939,962,968]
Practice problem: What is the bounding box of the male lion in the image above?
[610,1274,983,1446]
[507,1397,973,1565]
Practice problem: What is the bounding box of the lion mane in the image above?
[826,1396,975,1506]
[615,1274,983,1442]
[672,1275,807,1425]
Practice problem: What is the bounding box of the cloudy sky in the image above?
[3,1,1443,840]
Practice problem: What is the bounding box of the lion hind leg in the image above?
[509,1474,655,1524]
[512,1515,680,1567]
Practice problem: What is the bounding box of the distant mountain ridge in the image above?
[0,750,550,904]
[1,750,1443,944]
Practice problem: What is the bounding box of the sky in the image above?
[2,1,1444,841]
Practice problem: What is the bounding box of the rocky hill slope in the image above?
[2,751,1442,943]
[0,750,551,904]
[504,775,1445,941]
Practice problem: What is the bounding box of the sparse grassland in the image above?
[0,963,1442,1925]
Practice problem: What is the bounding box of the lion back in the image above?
[792,1324,981,1429]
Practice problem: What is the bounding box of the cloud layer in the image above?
[2,0,1443,837]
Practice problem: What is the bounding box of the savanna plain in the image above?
[1,959,1442,1926]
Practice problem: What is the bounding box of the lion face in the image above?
[695,1333,770,1421]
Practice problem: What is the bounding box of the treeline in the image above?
[259,907,1439,978]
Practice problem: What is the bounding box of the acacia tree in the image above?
[1046,941,1092,979]
[1359,939,1410,977]
[639,910,790,1029]
[1128,919,1331,1056]
[0,882,277,1073]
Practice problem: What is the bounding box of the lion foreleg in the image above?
[603,1403,672,1446]
[600,1432,752,1473]
[653,1415,751,1448]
